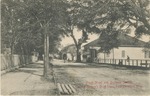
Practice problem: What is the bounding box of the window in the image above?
[122,50,125,58]
[144,51,150,58]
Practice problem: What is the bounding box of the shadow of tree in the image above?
[24,63,44,68]
[10,63,44,77]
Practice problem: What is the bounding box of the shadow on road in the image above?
[11,62,44,77]
[24,62,44,68]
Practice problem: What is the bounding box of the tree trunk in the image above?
[70,30,82,62]
[20,46,24,65]
[10,44,14,68]
[76,45,81,62]
[43,33,49,78]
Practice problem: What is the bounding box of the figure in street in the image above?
[127,55,130,62]
[63,54,67,63]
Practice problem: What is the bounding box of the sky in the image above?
[60,28,150,47]
[60,28,99,47]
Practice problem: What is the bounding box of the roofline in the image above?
[84,34,146,48]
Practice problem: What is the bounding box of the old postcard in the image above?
[1,0,150,95]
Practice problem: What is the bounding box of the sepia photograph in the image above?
[1,0,150,95]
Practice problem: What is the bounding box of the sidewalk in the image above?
[1,61,56,95]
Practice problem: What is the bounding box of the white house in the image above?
[83,33,150,65]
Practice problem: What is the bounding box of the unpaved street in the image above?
[53,60,150,95]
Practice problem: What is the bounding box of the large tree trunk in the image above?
[76,45,81,62]
[43,33,49,78]
[70,30,82,62]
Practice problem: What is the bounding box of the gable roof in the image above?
[84,33,146,48]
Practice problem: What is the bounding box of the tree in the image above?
[1,0,36,68]
[98,26,119,53]
[62,0,102,62]
[1,0,68,77]
[1,0,22,54]
[80,0,150,53]
[21,0,68,77]
[1,0,44,55]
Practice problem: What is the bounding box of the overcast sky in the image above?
[60,29,99,47]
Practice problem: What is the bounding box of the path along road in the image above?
[52,59,150,95]
[1,61,55,95]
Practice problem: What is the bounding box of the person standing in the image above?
[63,54,67,63]
[127,55,130,62]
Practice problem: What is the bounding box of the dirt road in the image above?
[53,59,150,95]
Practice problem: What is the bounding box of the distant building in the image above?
[31,50,39,62]
[83,33,149,63]
[60,44,76,61]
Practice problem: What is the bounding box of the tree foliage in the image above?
[1,0,68,55]
[85,0,150,52]
[1,0,149,61]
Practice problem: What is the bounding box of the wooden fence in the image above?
[95,59,150,68]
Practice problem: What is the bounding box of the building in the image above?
[83,33,150,63]
[60,44,77,61]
